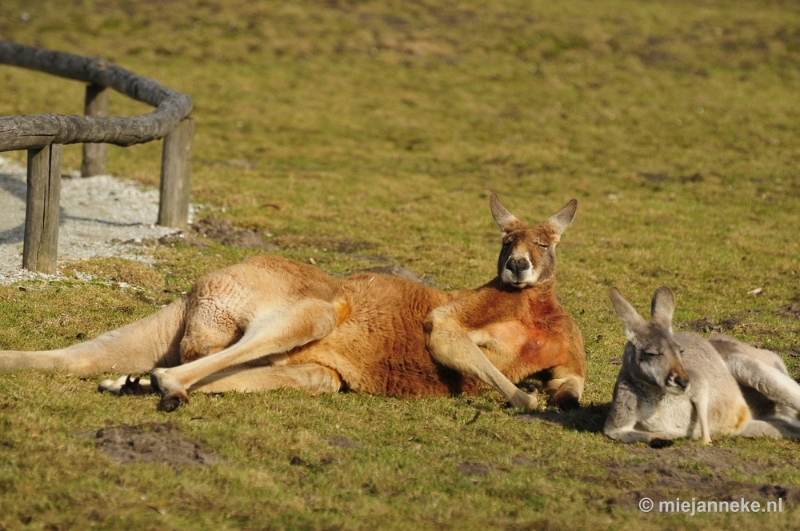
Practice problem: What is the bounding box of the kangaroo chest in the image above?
[468,320,549,371]
[635,392,697,437]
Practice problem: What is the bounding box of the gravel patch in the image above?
[0,155,192,285]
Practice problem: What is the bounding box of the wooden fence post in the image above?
[81,83,109,177]
[157,117,193,229]
[23,144,62,274]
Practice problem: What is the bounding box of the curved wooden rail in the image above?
[0,41,194,273]
[0,41,192,150]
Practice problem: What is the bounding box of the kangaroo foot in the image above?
[98,375,153,396]
[649,438,674,449]
[544,377,582,411]
[150,368,189,412]
[509,389,539,409]
[547,393,580,411]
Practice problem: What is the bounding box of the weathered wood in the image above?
[23,144,62,274]
[81,83,109,177]
[158,117,194,228]
[0,41,192,151]
[2,41,196,271]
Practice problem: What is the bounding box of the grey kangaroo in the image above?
[605,286,800,447]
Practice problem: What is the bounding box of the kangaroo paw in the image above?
[509,389,539,409]
[544,377,583,411]
[98,375,151,396]
[547,393,581,411]
[98,375,129,395]
[150,368,189,412]
[649,438,674,449]
[158,392,189,412]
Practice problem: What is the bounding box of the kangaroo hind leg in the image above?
[179,295,244,364]
[101,363,343,401]
[738,418,800,440]
[96,296,240,397]
[189,363,342,395]
[151,298,339,411]
[1,296,187,376]
[725,352,800,412]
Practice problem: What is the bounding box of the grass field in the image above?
[1,0,800,529]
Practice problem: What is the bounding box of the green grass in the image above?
[1,0,800,528]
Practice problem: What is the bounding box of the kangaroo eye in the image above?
[537,242,549,248]
[643,351,660,357]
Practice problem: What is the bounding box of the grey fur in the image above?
[605,286,800,447]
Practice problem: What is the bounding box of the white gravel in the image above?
[0,155,192,285]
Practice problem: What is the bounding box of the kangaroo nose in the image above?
[505,257,530,276]
[674,375,689,389]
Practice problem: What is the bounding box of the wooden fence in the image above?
[0,41,194,274]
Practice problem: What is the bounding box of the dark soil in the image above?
[184,215,387,256]
[191,214,278,250]
[163,215,439,287]
[328,437,361,448]
[271,233,376,253]
[89,422,218,466]
[680,316,740,333]
[604,445,800,511]
[157,231,208,248]
[778,303,800,319]
[457,461,493,476]
[514,408,800,510]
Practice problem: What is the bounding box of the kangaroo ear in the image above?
[489,193,519,233]
[650,286,676,329]
[609,287,648,341]
[546,199,578,237]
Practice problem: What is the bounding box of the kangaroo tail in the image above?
[0,296,188,375]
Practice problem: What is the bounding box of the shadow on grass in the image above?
[514,403,611,434]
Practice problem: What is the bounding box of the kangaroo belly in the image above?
[636,390,751,439]
[287,274,482,397]
[636,395,697,438]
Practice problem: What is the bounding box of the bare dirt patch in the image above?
[191,214,278,250]
[272,233,376,254]
[187,215,384,256]
[516,408,800,511]
[680,316,740,333]
[328,436,361,448]
[457,461,493,476]
[778,303,800,319]
[88,422,218,466]
[604,445,800,511]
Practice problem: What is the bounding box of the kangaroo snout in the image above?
[505,256,531,277]
[665,371,690,394]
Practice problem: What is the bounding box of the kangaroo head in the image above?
[489,193,577,289]
[609,286,690,395]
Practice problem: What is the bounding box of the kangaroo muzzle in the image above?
[502,255,536,286]
[665,371,690,394]
[505,256,530,277]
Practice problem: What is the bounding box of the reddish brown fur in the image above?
[204,256,586,400]
[168,197,585,402]
[1,194,586,411]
